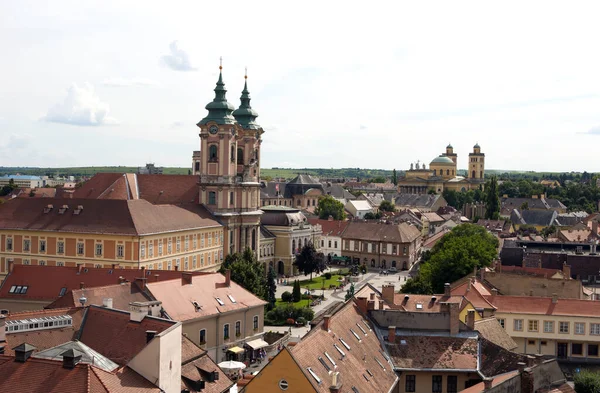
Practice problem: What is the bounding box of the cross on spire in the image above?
[219,56,222,70]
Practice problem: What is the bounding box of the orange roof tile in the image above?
[387,335,479,370]
[306,218,349,237]
[486,295,600,318]
[460,370,519,393]
[46,282,151,311]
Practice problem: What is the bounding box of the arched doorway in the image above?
[402,261,408,270]
[371,259,376,267]
[381,260,387,268]
[277,261,285,275]
[392,261,397,268]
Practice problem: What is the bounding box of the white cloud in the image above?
[161,41,196,71]
[169,121,185,129]
[2,133,31,150]
[586,126,600,135]
[42,83,119,126]
[102,77,159,87]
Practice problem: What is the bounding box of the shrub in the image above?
[292,280,301,302]
[286,318,295,325]
[575,370,600,393]
[324,272,332,280]
[281,291,293,303]
[296,317,307,325]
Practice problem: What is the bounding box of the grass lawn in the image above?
[274,298,311,308]
[297,275,346,290]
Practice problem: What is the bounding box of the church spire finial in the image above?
[219,56,222,70]
[244,66,247,79]
[232,67,259,129]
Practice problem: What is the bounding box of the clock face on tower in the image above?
[209,125,218,135]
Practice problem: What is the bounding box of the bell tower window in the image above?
[230,145,235,162]
[208,192,217,205]
[209,145,218,161]
[237,148,244,164]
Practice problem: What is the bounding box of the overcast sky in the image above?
[1,1,600,172]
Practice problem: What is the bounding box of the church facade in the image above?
[397,144,486,194]
[195,65,264,257]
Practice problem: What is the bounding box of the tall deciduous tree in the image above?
[379,200,395,212]
[484,175,500,219]
[293,243,326,282]
[219,248,267,300]
[315,195,346,220]
[391,169,398,186]
[292,280,301,302]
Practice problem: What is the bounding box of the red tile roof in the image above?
[79,306,176,365]
[72,173,126,199]
[0,265,207,301]
[306,218,349,237]
[181,350,234,393]
[342,221,421,243]
[486,294,600,318]
[392,293,464,312]
[146,273,267,322]
[460,370,519,393]
[0,197,220,236]
[291,301,398,393]
[499,265,563,278]
[387,335,479,370]
[46,282,151,311]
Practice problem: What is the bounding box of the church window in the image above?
[230,145,235,162]
[209,145,218,161]
[208,192,216,205]
[480,171,483,178]
[472,170,476,178]
[433,169,436,176]
[446,169,450,176]
[230,192,234,205]
[237,148,244,164]
[195,161,200,171]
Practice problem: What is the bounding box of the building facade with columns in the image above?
[397,143,486,194]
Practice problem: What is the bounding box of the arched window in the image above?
[251,228,256,251]
[292,239,296,253]
[433,169,436,176]
[209,145,218,161]
[446,169,450,176]
[237,148,244,164]
[472,170,476,178]
[230,145,235,162]
[480,171,483,178]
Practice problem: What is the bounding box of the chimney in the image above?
[78,264,84,274]
[13,343,36,362]
[517,362,527,372]
[449,303,459,335]
[552,293,558,304]
[355,297,368,314]
[563,263,571,279]
[140,266,146,276]
[491,288,498,301]
[225,269,231,287]
[444,283,451,297]
[593,220,598,236]
[129,302,147,322]
[526,355,535,367]
[60,349,82,369]
[369,293,375,301]
[367,300,375,310]
[146,330,157,343]
[323,315,332,331]
[378,300,384,310]
[79,282,84,290]
[483,377,493,390]
[154,274,160,282]
[182,272,193,286]
[388,326,396,342]
[0,315,6,354]
[381,285,395,305]
[521,369,534,393]
[466,309,475,330]
[8,260,14,274]
[135,277,147,291]
[102,298,113,308]
[329,371,342,393]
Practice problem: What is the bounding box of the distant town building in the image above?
[137,162,164,174]
[0,175,45,188]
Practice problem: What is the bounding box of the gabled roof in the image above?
[181,335,234,393]
[288,174,320,185]
[394,193,446,209]
[342,221,421,243]
[78,306,176,365]
[46,282,151,311]
[473,317,518,351]
[146,273,267,322]
[421,212,445,223]
[306,218,349,237]
[33,340,119,372]
[358,193,385,207]
[0,265,207,301]
[510,209,558,227]
[392,293,464,313]
[0,197,220,236]
[291,301,398,393]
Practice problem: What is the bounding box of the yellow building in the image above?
[0,198,223,281]
[398,144,485,194]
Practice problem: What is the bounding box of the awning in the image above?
[226,346,245,354]
[245,339,268,350]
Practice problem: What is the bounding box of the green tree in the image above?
[292,280,301,302]
[345,282,355,301]
[379,200,395,212]
[484,175,500,219]
[370,176,386,183]
[574,370,600,393]
[0,178,17,197]
[391,169,398,186]
[219,248,267,299]
[293,243,326,282]
[266,267,277,310]
[416,224,498,293]
[315,195,346,220]
[400,276,433,295]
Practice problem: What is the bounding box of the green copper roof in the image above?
[197,69,236,126]
[447,143,453,149]
[430,155,454,164]
[474,143,480,148]
[232,77,260,130]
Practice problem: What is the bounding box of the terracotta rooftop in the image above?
[387,335,479,370]
[392,293,464,312]
[0,197,220,236]
[498,265,563,278]
[0,355,161,392]
[45,282,151,311]
[342,221,421,243]
[486,294,600,318]
[78,306,177,365]
[291,300,398,393]
[451,280,496,310]
[306,218,349,237]
[146,273,267,322]
[0,265,207,301]
[473,317,518,351]
[460,370,519,393]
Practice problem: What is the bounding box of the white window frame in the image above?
[39,240,47,253]
[117,244,124,258]
[590,323,600,335]
[77,242,84,255]
[559,321,570,334]
[57,241,64,254]
[158,241,163,256]
[141,244,146,258]
[95,243,103,256]
[23,239,30,252]
[176,238,181,252]
[544,321,554,333]
[575,322,585,335]
[149,242,153,257]
[514,319,523,331]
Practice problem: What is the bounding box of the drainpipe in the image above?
[216,313,220,362]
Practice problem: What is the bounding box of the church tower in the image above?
[196,62,263,257]
[444,143,457,165]
[468,143,485,181]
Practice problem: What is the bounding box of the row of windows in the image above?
[207,144,257,164]
[198,316,260,344]
[140,232,222,259]
[5,238,124,258]
[344,240,408,255]
[146,250,224,271]
[432,169,455,176]
[405,375,457,393]
[470,157,483,162]
[502,319,600,335]
[259,244,274,258]
[320,239,339,249]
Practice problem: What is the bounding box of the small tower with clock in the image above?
[196,62,263,257]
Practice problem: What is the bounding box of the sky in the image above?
[1,1,600,172]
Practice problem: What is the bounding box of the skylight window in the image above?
[356,323,367,335]
[366,369,373,377]
[20,286,28,294]
[362,321,372,331]
[375,356,386,370]
[350,329,361,342]
[9,286,16,294]
[333,344,346,357]
[400,339,407,345]
[339,338,351,350]
[352,387,360,393]
[227,294,236,304]
[307,367,321,384]
[318,356,330,372]
[363,374,370,382]
[215,298,225,306]
[416,303,423,309]
[324,351,337,367]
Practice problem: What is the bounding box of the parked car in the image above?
[388,267,398,273]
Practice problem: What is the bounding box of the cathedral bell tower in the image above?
[468,143,485,181]
[196,61,263,257]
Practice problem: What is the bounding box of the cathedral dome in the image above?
[430,155,454,165]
